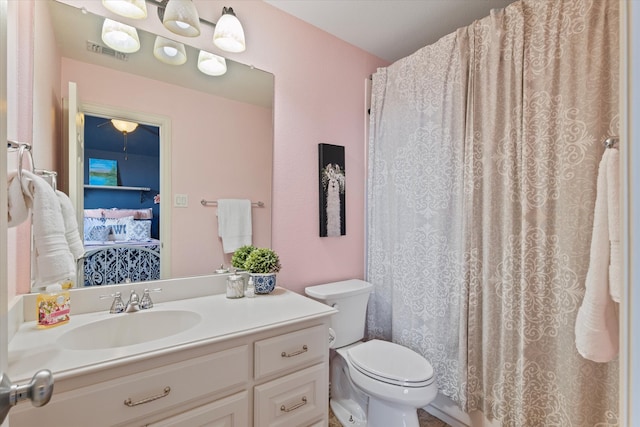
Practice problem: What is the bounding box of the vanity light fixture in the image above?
[197,50,227,76]
[155,2,247,52]
[153,36,187,65]
[101,0,148,19]
[213,7,246,53]
[162,0,201,37]
[101,19,140,53]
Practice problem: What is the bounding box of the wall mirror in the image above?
[31,1,274,291]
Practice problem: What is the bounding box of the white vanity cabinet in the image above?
[8,319,331,427]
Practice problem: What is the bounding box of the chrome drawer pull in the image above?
[281,345,308,358]
[280,396,307,413]
[124,386,171,407]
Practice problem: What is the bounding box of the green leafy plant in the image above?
[244,248,281,274]
[231,245,256,270]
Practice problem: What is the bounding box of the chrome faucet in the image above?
[101,288,162,314]
[124,290,140,313]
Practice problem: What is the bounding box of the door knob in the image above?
[0,369,54,423]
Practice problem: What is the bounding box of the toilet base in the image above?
[367,396,420,427]
[330,398,366,426]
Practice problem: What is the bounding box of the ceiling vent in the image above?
[86,41,128,61]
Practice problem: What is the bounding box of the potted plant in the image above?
[243,247,281,294]
[231,245,256,270]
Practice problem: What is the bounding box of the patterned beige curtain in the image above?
[367,0,619,425]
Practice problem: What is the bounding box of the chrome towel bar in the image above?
[201,199,264,207]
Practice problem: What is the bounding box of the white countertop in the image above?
[8,285,336,383]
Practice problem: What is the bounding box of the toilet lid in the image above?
[347,340,434,388]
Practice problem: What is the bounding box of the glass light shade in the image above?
[197,51,227,76]
[153,36,187,65]
[101,0,147,19]
[163,0,201,37]
[101,19,140,53]
[213,7,246,53]
[111,119,139,133]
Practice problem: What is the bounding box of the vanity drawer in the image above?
[254,325,326,380]
[9,345,249,427]
[254,363,327,427]
[147,390,249,426]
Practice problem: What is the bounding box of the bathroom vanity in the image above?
[7,275,336,426]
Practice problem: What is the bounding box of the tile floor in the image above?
[329,406,451,427]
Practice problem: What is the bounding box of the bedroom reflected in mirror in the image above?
[81,114,161,287]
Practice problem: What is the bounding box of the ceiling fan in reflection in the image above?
[97,119,159,160]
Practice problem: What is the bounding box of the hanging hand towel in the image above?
[217,199,252,254]
[7,171,29,227]
[56,190,85,261]
[575,149,619,363]
[607,149,621,303]
[20,170,77,286]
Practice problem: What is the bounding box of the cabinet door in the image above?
[254,363,327,427]
[147,391,248,427]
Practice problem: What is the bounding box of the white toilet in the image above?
[305,279,437,427]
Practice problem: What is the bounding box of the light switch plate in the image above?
[174,194,188,207]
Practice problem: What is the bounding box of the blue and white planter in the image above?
[251,273,277,294]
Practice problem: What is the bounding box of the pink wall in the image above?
[20,0,388,295]
[227,2,389,292]
[61,59,273,278]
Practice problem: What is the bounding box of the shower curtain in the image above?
[366,1,619,425]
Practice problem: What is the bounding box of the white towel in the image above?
[56,190,85,261]
[20,170,77,286]
[575,149,619,362]
[607,149,621,303]
[7,171,29,227]
[217,199,252,253]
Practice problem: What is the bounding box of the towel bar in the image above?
[201,199,264,207]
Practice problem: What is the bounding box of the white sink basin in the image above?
[58,310,202,350]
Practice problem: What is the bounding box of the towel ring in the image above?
[17,143,34,182]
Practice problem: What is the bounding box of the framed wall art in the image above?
[88,158,118,186]
[318,143,346,237]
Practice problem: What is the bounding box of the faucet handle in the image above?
[139,288,162,310]
[100,291,125,314]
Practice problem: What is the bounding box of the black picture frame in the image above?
[318,143,346,237]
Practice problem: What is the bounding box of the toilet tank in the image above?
[305,279,374,348]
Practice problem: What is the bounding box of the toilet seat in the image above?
[347,339,434,388]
